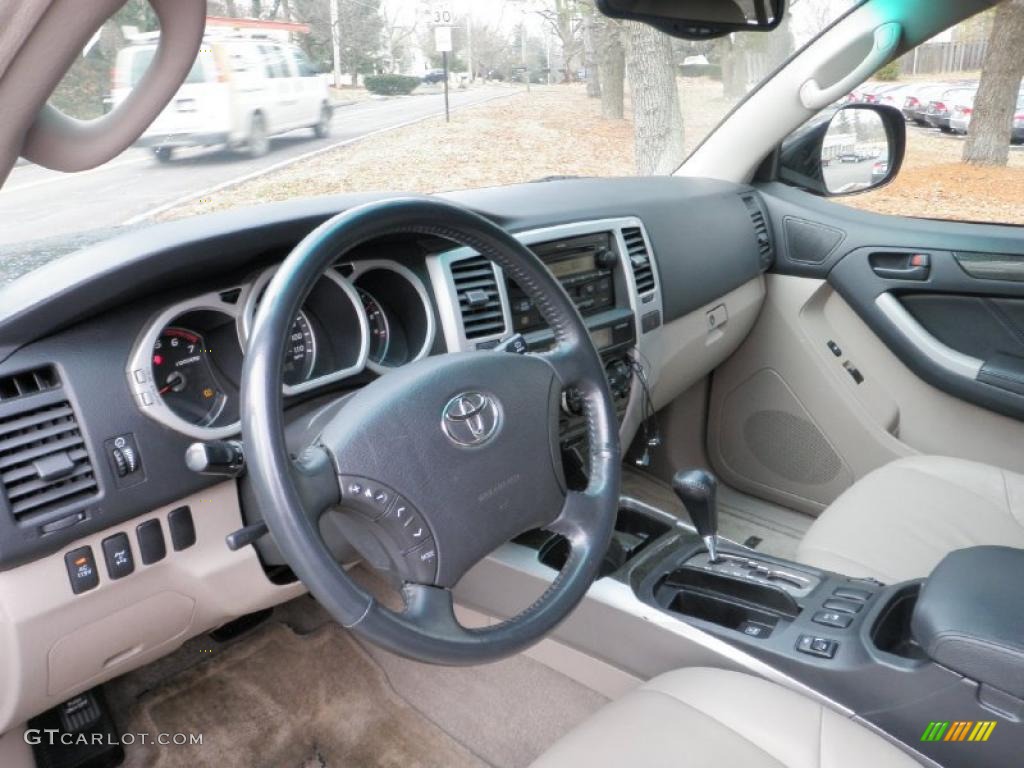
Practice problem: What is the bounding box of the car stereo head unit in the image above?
[507,232,617,334]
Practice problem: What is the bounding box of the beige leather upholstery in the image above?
[796,456,1024,584]
[531,667,920,768]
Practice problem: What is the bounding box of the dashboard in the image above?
[0,176,772,734]
[0,176,772,571]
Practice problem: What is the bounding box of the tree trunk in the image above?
[717,37,747,99]
[224,0,238,17]
[597,20,625,119]
[963,0,1024,166]
[625,21,685,175]
[584,14,601,98]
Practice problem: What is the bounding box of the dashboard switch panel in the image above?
[136,519,166,565]
[65,546,99,594]
[168,506,196,551]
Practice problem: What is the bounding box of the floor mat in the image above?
[114,622,486,768]
[622,468,814,560]
[278,593,609,768]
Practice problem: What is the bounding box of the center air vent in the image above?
[0,401,97,521]
[621,227,656,295]
[450,256,507,340]
[741,193,774,270]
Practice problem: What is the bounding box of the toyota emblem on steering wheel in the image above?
[442,392,501,447]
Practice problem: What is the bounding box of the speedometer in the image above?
[282,310,317,386]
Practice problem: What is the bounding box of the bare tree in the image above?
[583,9,601,97]
[625,21,684,174]
[536,0,584,82]
[596,17,624,119]
[381,2,418,74]
[963,0,1024,166]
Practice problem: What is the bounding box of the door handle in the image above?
[872,265,929,280]
[871,252,930,281]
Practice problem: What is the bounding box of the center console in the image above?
[505,469,1022,767]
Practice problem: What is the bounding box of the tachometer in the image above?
[358,288,391,364]
[152,327,227,427]
[282,310,317,386]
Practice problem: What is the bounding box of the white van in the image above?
[112,34,332,162]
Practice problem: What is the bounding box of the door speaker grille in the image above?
[743,409,842,485]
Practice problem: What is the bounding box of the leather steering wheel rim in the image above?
[242,197,620,665]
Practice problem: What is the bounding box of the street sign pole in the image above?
[433,17,453,124]
[443,51,450,123]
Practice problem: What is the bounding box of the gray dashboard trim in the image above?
[0,177,759,362]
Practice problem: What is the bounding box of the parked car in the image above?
[874,84,915,109]
[948,94,975,134]
[924,86,977,132]
[901,83,950,123]
[422,69,447,84]
[112,31,332,162]
[1013,93,1024,143]
[871,159,889,182]
[949,90,1024,138]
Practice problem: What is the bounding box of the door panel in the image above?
[707,183,1024,514]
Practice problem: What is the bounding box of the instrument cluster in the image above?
[126,259,436,439]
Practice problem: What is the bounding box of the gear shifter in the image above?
[673,469,721,563]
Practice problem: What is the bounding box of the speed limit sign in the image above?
[430,2,453,25]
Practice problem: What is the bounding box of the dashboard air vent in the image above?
[0,401,97,521]
[451,256,507,339]
[741,193,774,269]
[621,227,656,294]
[0,366,60,402]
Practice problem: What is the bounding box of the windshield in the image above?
[0,0,858,282]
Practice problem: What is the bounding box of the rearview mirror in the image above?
[597,0,785,40]
[777,104,906,198]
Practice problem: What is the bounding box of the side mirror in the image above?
[777,104,906,197]
[597,0,784,40]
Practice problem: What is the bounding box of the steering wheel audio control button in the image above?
[402,540,439,583]
[340,475,396,520]
[378,498,431,552]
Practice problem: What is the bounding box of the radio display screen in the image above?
[549,253,595,279]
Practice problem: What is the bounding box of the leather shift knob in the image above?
[672,469,720,562]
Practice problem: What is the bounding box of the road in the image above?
[0,86,509,250]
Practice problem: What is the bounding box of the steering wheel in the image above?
[241,198,620,665]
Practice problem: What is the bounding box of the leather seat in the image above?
[796,456,1024,583]
[531,667,920,768]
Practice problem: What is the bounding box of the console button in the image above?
[796,634,838,659]
[738,621,772,639]
[822,598,862,614]
[833,586,872,601]
[136,519,166,565]
[813,610,852,629]
[65,546,99,594]
[101,533,135,580]
[167,506,196,551]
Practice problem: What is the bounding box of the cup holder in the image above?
[527,506,674,577]
[871,583,927,660]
